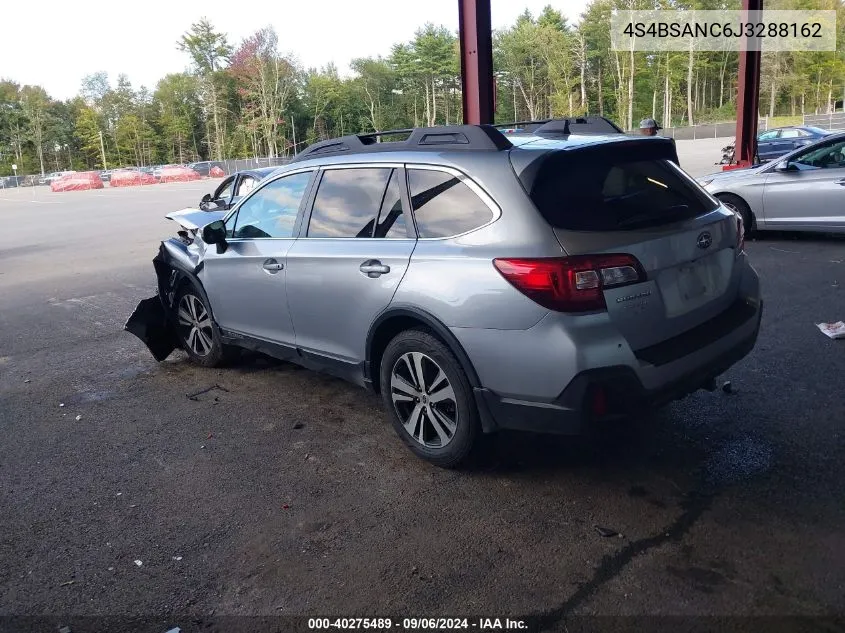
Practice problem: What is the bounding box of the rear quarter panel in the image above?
[392,154,560,330]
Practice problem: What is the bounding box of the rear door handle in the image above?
[836,179,845,186]
[263,258,284,273]
[359,260,390,277]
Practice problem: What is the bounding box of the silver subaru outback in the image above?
[127,118,762,468]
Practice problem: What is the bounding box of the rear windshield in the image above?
[525,147,718,231]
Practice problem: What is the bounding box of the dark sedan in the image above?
[756,126,830,161]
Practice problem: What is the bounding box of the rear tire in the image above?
[174,282,236,368]
[379,329,480,468]
[717,193,754,237]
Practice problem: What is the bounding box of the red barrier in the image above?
[51,172,104,192]
[209,166,225,178]
[159,166,202,183]
[110,170,158,187]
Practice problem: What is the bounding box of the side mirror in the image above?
[775,160,795,172]
[202,219,228,253]
[201,193,211,203]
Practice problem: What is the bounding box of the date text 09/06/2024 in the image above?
[307,618,529,630]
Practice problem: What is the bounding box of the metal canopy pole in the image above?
[733,0,763,168]
[458,0,495,125]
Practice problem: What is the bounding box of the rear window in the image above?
[526,149,718,231]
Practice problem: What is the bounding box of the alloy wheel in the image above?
[390,352,458,449]
[177,294,214,357]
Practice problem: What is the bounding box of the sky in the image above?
[0,0,590,101]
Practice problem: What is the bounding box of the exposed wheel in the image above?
[379,329,480,468]
[717,193,754,237]
[174,283,233,367]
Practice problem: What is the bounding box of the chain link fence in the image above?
[0,156,292,189]
[802,112,845,130]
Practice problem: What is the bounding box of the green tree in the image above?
[178,18,233,160]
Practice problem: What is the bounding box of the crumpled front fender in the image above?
[124,295,178,361]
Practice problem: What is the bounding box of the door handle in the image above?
[835,179,845,186]
[359,260,390,277]
[262,259,284,273]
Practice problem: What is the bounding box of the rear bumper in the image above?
[476,299,762,435]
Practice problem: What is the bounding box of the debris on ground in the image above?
[207,433,213,439]
[75,415,82,421]
[116,492,122,496]
[594,525,623,538]
[164,628,181,633]
[200,445,206,449]
[23,379,30,383]
[293,422,305,430]
[186,384,229,401]
[282,504,290,510]
[60,580,74,587]
[817,321,845,340]
[172,556,182,561]
[59,627,72,633]
[59,403,65,408]
[133,560,143,567]
[722,380,735,394]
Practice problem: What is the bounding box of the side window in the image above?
[407,169,494,238]
[793,139,845,170]
[758,130,779,141]
[375,170,410,238]
[307,168,391,238]
[780,129,801,139]
[229,171,312,239]
[236,175,257,197]
[214,176,234,201]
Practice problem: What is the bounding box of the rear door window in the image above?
[407,168,494,238]
[307,168,392,238]
[526,150,718,231]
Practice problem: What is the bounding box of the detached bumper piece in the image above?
[124,295,178,362]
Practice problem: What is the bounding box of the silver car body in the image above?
[701,131,845,233]
[139,127,761,436]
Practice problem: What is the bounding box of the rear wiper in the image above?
[616,204,690,229]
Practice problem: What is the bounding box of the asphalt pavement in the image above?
[1,159,844,632]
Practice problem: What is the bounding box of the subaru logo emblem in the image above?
[697,232,712,250]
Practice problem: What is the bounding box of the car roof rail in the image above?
[492,120,552,133]
[290,124,513,162]
[534,116,625,136]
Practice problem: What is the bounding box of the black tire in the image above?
[717,193,754,236]
[379,329,480,468]
[173,282,236,367]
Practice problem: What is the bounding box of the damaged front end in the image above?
[125,209,223,361]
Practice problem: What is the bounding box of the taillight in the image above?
[493,254,646,313]
[736,215,745,253]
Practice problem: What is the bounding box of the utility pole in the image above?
[98,131,108,170]
[291,116,297,156]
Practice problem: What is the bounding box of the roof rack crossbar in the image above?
[290,124,513,162]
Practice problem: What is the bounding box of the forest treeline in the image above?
[1,0,843,175]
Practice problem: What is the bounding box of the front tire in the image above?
[717,193,754,237]
[174,283,232,367]
[379,329,480,468]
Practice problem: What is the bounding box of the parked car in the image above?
[700,131,845,234]
[39,170,75,186]
[188,161,224,177]
[127,119,761,467]
[198,166,279,211]
[721,126,831,164]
